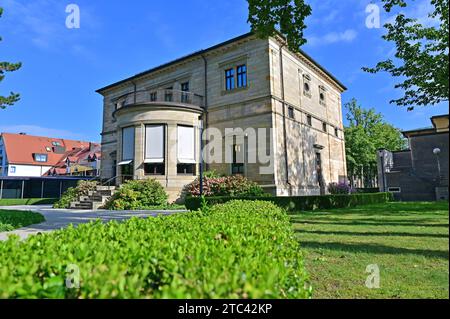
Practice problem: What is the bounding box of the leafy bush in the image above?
[328,182,356,195]
[0,200,311,299]
[185,192,394,212]
[53,180,98,208]
[104,179,168,210]
[0,198,57,206]
[0,210,45,232]
[202,170,224,178]
[186,175,266,197]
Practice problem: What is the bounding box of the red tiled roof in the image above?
[1,133,100,166]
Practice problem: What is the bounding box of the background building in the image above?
[97,32,347,201]
[0,132,101,177]
[377,114,449,201]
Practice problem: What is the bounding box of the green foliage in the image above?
[0,7,22,109]
[0,200,310,299]
[53,180,98,209]
[202,170,224,178]
[363,0,449,109]
[0,198,57,206]
[104,179,168,210]
[186,175,266,197]
[185,193,394,212]
[344,98,407,187]
[0,210,45,231]
[247,0,312,52]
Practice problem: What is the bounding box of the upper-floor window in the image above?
[303,74,311,98]
[225,68,235,91]
[319,85,327,105]
[34,153,48,162]
[236,64,247,88]
[322,122,327,132]
[335,127,339,137]
[288,106,295,119]
[149,91,157,102]
[52,141,61,146]
[165,87,173,102]
[181,82,190,103]
[307,115,312,126]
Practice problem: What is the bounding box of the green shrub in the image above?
[186,175,266,197]
[0,210,46,231]
[104,179,168,210]
[185,192,394,212]
[0,198,57,206]
[0,200,310,299]
[53,180,98,208]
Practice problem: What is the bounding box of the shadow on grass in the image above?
[291,219,449,228]
[296,229,449,239]
[298,240,449,260]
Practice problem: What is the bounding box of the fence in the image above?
[0,176,95,199]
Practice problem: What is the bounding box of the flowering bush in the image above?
[186,175,265,197]
[103,179,168,210]
[328,182,355,195]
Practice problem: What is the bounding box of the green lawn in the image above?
[0,210,45,232]
[292,201,449,299]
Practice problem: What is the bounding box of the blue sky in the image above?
[0,0,448,142]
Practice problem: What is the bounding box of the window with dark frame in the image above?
[164,87,173,102]
[225,68,235,91]
[34,153,48,162]
[307,115,312,126]
[322,122,327,132]
[144,163,165,175]
[231,143,244,175]
[335,127,339,137]
[237,64,247,88]
[181,82,190,103]
[149,92,157,102]
[177,164,196,175]
[288,106,295,119]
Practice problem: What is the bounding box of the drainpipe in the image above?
[279,43,292,195]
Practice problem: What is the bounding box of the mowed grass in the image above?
[291,201,449,299]
[0,210,45,232]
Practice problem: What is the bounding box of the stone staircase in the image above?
[69,185,116,210]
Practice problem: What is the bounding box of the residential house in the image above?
[97,32,347,201]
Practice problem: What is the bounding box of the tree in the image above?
[247,0,312,52]
[0,7,21,109]
[344,98,407,187]
[363,0,449,110]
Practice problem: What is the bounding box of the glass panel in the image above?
[122,127,135,161]
[145,125,165,161]
[177,126,195,163]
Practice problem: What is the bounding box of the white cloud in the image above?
[308,29,358,47]
[0,125,91,141]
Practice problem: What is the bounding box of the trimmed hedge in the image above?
[0,198,57,206]
[0,210,46,232]
[0,200,310,299]
[185,193,394,212]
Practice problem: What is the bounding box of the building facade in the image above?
[377,114,449,201]
[97,33,347,201]
[0,133,101,177]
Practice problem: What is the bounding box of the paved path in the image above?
[0,205,186,241]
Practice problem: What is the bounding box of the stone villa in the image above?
[97,32,347,201]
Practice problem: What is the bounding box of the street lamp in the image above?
[433,148,441,185]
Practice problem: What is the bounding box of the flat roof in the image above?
[96,32,347,93]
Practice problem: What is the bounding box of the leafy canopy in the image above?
[0,7,22,109]
[247,0,312,52]
[363,0,449,110]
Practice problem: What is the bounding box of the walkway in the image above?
[0,205,186,241]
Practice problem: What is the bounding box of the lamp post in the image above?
[433,148,441,186]
[199,115,204,196]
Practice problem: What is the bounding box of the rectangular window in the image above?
[177,164,196,175]
[288,106,295,119]
[164,87,173,102]
[319,85,327,105]
[236,64,247,88]
[307,115,312,126]
[335,127,339,137]
[231,143,245,175]
[149,92,157,102]
[122,127,135,161]
[322,122,327,132]
[177,126,196,165]
[34,153,48,162]
[145,125,165,163]
[181,82,190,103]
[225,68,235,91]
[144,163,165,175]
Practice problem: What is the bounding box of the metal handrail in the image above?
[115,89,204,109]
